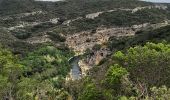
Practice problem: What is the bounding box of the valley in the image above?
[0,0,170,99]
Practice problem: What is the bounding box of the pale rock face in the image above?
[65,27,136,76]
[132,5,167,13]
[8,17,59,31]
[154,5,167,10]
[85,8,133,19]
[50,18,60,24]
[63,17,82,26]
[78,60,90,76]
[0,11,44,21]
[8,25,25,30]
[66,27,135,55]
[26,35,51,44]
[22,11,44,17]
[77,47,111,76]
[132,23,149,29]
[63,20,72,26]
[86,12,103,19]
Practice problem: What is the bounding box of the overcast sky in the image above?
[141,0,170,3]
[35,0,63,1]
[35,0,170,3]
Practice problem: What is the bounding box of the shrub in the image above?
[12,30,31,39]
[92,44,102,51]
[113,42,170,87]
[47,31,66,42]
[105,64,128,88]
[78,82,103,100]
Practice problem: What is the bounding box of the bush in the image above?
[105,64,128,88]
[21,46,73,80]
[47,31,66,42]
[113,42,170,87]
[12,30,31,39]
[78,79,103,100]
[119,86,170,100]
[92,44,102,51]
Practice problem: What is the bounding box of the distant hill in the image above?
[0,0,152,17]
[0,0,169,52]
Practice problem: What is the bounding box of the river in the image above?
[69,56,82,80]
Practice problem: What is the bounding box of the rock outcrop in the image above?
[66,27,135,54]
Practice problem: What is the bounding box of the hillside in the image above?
[0,0,170,99]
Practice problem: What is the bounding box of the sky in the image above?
[141,0,170,3]
[35,0,170,3]
[35,0,64,2]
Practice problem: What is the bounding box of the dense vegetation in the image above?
[0,0,151,17]
[1,41,169,99]
[67,25,170,99]
[108,25,170,51]
[70,8,170,32]
[0,45,74,99]
[72,42,170,100]
[0,0,154,36]
[0,0,170,99]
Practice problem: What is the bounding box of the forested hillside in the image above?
[0,0,170,99]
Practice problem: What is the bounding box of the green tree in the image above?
[78,83,102,100]
[77,77,103,100]
[114,42,170,87]
[105,64,128,87]
[0,45,24,99]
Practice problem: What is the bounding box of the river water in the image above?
[69,56,82,80]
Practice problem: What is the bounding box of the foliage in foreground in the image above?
[114,42,170,87]
[75,42,170,100]
[0,45,73,99]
